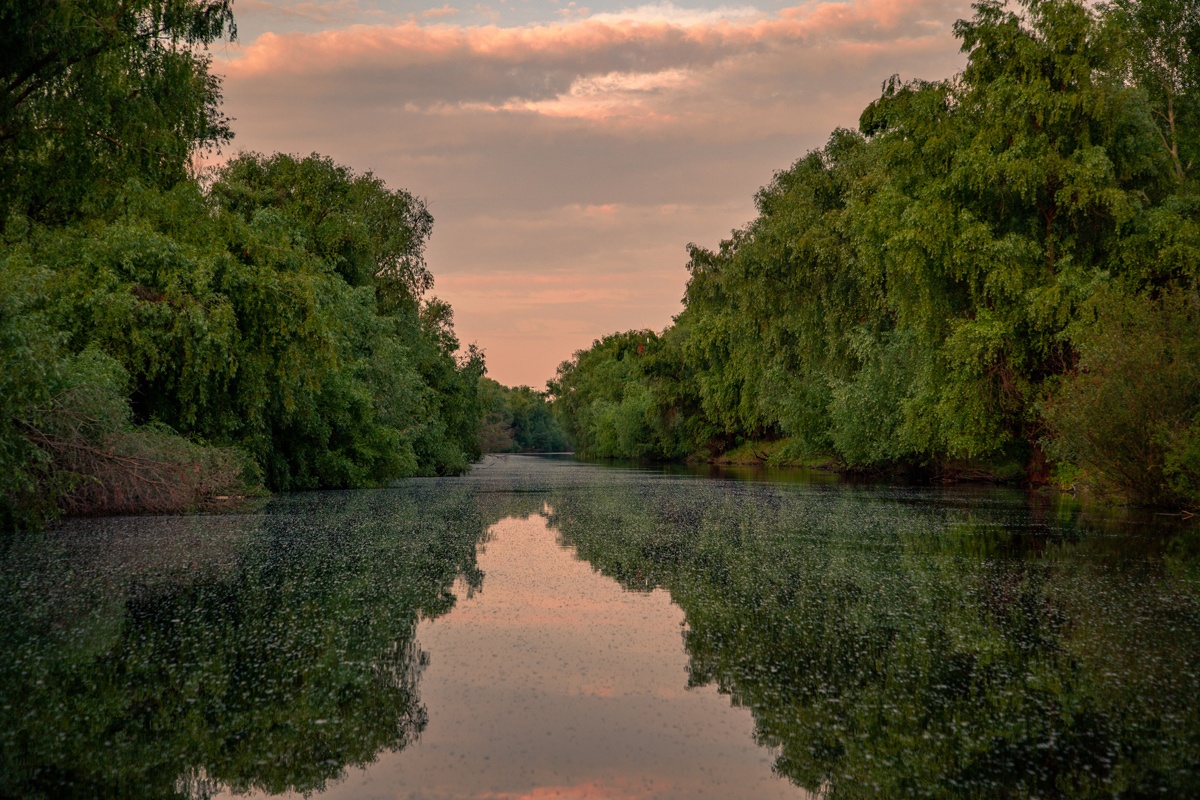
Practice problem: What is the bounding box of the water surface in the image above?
[2,455,1198,798]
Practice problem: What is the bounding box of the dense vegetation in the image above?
[1,0,485,530]
[550,0,1200,508]
[477,378,571,453]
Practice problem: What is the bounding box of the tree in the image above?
[477,378,571,453]
[550,330,680,459]
[0,0,235,224]
[551,0,1200,501]
[1045,289,1200,506]
[0,5,490,526]
[1109,0,1200,182]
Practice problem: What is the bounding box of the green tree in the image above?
[0,2,490,526]
[1045,289,1200,506]
[0,0,235,224]
[553,0,1200,503]
[478,378,570,453]
[1109,0,1200,182]
[550,330,682,459]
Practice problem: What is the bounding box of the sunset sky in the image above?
[213,0,975,388]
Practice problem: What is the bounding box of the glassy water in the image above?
[1,454,1198,799]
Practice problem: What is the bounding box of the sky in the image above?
[211,0,975,388]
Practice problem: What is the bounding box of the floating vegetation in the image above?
[1,455,1197,798]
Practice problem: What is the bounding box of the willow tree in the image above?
[0,0,235,224]
[551,0,1199,499]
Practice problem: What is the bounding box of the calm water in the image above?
[2,455,1198,799]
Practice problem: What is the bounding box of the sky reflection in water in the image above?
[259,512,804,799]
[1,455,1198,799]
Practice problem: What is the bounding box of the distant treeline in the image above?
[1,1,490,529]
[551,0,1200,508]
[478,379,571,453]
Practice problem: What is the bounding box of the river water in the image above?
[1,454,1198,798]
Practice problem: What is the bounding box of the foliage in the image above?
[1107,0,1200,182]
[552,0,1200,504]
[1,247,253,528]
[1044,288,1200,506]
[0,0,488,526]
[0,0,235,224]
[205,153,483,485]
[478,378,571,453]
[544,472,1200,797]
[550,330,695,459]
[0,485,488,798]
[18,157,485,496]
[18,349,258,518]
[209,152,433,296]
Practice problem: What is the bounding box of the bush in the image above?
[1045,289,1200,507]
[23,350,260,517]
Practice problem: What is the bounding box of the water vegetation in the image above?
[549,0,1200,509]
[0,485,490,798]
[1,0,488,530]
[543,464,1200,798]
[2,456,1196,798]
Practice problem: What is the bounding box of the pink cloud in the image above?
[477,777,669,798]
[223,0,966,88]
[420,5,461,19]
[215,0,974,386]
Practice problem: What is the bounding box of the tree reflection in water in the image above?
[545,478,1200,798]
[0,485,487,799]
[1,456,1198,799]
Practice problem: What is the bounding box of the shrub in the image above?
[1044,289,1200,507]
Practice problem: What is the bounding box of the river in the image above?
[1,454,1197,798]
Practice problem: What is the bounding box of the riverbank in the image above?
[696,438,1032,485]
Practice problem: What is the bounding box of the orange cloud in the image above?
[476,776,671,799]
[223,0,967,112]
[214,0,974,386]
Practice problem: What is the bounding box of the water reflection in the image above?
[259,512,807,799]
[0,456,1197,799]
[543,472,1200,797]
[0,486,488,798]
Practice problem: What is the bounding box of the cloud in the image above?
[214,0,974,385]
[227,0,402,39]
[222,0,967,115]
[588,1,764,25]
[420,4,461,19]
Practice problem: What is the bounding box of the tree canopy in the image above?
[1,0,235,224]
[552,0,1200,508]
[478,378,571,453]
[0,0,489,529]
